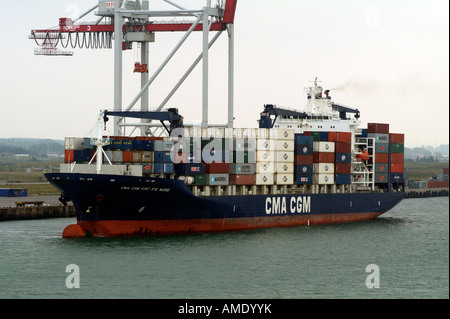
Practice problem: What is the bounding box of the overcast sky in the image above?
[0,0,448,147]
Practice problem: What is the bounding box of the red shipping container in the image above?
[64,150,74,163]
[335,163,351,174]
[229,174,255,185]
[122,151,133,162]
[337,132,352,142]
[294,155,313,165]
[390,163,404,173]
[437,180,448,188]
[206,163,229,174]
[390,133,405,144]
[328,132,337,142]
[390,153,404,164]
[328,132,352,143]
[335,142,352,153]
[375,153,389,163]
[428,181,438,188]
[444,168,449,175]
[368,123,389,134]
[313,152,335,163]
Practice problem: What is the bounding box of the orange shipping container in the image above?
[390,153,404,164]
[375,153,389,163]
[437,180,448,188]
[390,133,405,144]
[335,142,352,153]
[313,152,335,163]
[122,151,133,163]
[294,155,313,165]
[328,132,337,142]
[390,163,404,173]
[337,132,351,142]
[229,174,255,185]
[64,150,74,163]
[335,163,351,174]
[328,132,351,143]
[428,181,438,188]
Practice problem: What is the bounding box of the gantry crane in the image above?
[30,0,238,136]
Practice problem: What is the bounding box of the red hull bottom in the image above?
[63,212,384,238]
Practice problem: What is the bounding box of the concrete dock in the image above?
[0,195,75,221]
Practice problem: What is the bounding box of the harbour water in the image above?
[0,197,448,299]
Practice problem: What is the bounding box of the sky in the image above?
[0,0,448,147]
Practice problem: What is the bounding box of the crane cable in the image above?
[33,31,113,49]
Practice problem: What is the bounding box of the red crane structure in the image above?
[30,0,238,136]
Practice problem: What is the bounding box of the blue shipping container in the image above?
[133,140,144,150]
[175,163,206,175]
[390,173,404,183]
[294,165,313,175]
[154,152,172,163]
[143,140,155,151]
[295,144,313,155]
[335,153,351,164]
[335,174,351,184]
[122,140,133,151]
[112,139,123,150]
[319,132,329,141]
[0,188,27,197]
[83,149,94,162]
[295,134,313,145]
[154,163,163,174]
[295,174,313,185]
[164,163,174,174]
[73,150,84,162]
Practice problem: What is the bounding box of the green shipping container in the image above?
[194,175,206,186]
[312,132,321,141]
[390,143,404,153]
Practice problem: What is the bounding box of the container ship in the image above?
[29,0,405,237]
[46,80,405,238]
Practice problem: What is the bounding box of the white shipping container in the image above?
[313,173,335,185]
[271,128,295,140]
[276,162,294,174]
[234,139,257,152]
[276,173,294,185]
[256,128,270,139]
[65,137,85,150]
[313,163,335,174]
[256,150,275,162]
[60,163,142,176]
[233,128,245,139]
[275,140,295,152]
[275,151,295,163]
[256,139,276,151]
[255,173,274,185]
[313,141,335,153]
[256,162,276,173]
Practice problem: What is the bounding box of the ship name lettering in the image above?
[265,196,311,215]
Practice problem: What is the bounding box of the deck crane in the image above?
[29,0,238,136]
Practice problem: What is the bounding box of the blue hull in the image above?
[46,173,405,237]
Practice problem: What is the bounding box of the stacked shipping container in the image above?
[389,133,405,184]
[64,127,405,191]
[367,123,390,184]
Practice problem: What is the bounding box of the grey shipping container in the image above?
[228,163,256,175]
[207,174,229,186]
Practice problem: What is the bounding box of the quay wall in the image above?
[0,205,76,221]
